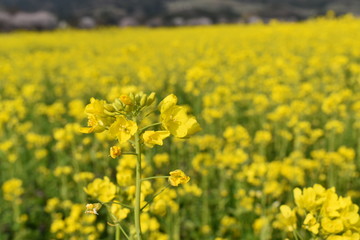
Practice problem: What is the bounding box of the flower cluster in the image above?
[80,92,199,239]
[274,184,360,239]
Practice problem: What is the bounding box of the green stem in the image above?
[116,225,120,240]
[134,121,143,240]
[293,230,304,240]
[103,201,134,209]
[140,122,162,133]
[106,202,130,240]
[141,176,169,181]
[117,223,130,240]
[293,231,300,240]
[141,184,170,211]
[122,152,138,156]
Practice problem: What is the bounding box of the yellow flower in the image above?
[85,98,107,116]
[2,178,24,202]
[294,184,326,212]
[111,203,130,220]
[119,95,132,105]
[161,105,201,138]
[168,170,190,186]
[84,176,117,202]
[303,213,320,234]
[159,94,201,138]
[109,116,138,144]
[321,217,344,234]
[110,146,121,159]
[254,130,272,145]
[273,205,297,232]
[80,98,114,133]
[143,130,170,148]
[85,203,102,215]
[158,94,178,113]
[80,114,106,133]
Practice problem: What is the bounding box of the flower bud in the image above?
[104,109,116,116]
[113,99,124,111]
[119,95,132,105]
[110,146,121,159]
[135,93,142,104]
[104,104,116,112]
[129,92,135,102]
[140,94,148,107]
[146,92,156,106]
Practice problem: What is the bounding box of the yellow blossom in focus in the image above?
[303,213,319,234]
[321,217,344,234]
[119,95,132,105]
[109,116,138,144]
[110,146,121,159]
[159,94,201,138]
[160,105,201,138]
[80,98,114,134]
[143,130,170,148]
[273,205,297,232]
[158,94,178,113]
[168,170,190,186]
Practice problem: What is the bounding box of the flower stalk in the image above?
[134,119,142,240]
[81,92,200,240]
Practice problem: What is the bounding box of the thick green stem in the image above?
[134,124,143,240]
[116,225,120,240]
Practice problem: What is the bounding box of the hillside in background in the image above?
[0,0,360,27]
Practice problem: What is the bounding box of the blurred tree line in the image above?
[0,0,359,27]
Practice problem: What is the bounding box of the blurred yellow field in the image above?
[1,14,360,240]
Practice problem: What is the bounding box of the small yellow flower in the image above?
[84,176,117,202]
[110,146,121,159]
[80,114,106,133]
[80,98,115,133]
[85,203,102,215]
[109,116,138,144]
[119,95,132,105]
[169,170,190,186]
[158,94,178,113]
[303,213,320,234]
[159,94,201,138]
[161,105,201,138]
[111,203,130,220]
[321,217,344,234]
[2,178,24,202]
[143,131,170,148]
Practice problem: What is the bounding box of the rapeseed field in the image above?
[1,14,360,240]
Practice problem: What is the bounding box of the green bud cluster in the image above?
[103,92,156,117]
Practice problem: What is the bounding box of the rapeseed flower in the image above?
[142,130,170,147]
[109,116,138,144]
[168,170,190,186]
[84,177,116,202]
[80,98,115,134]
[159,94,201,138]
[2,178,24,202]
[109,146,121,159]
